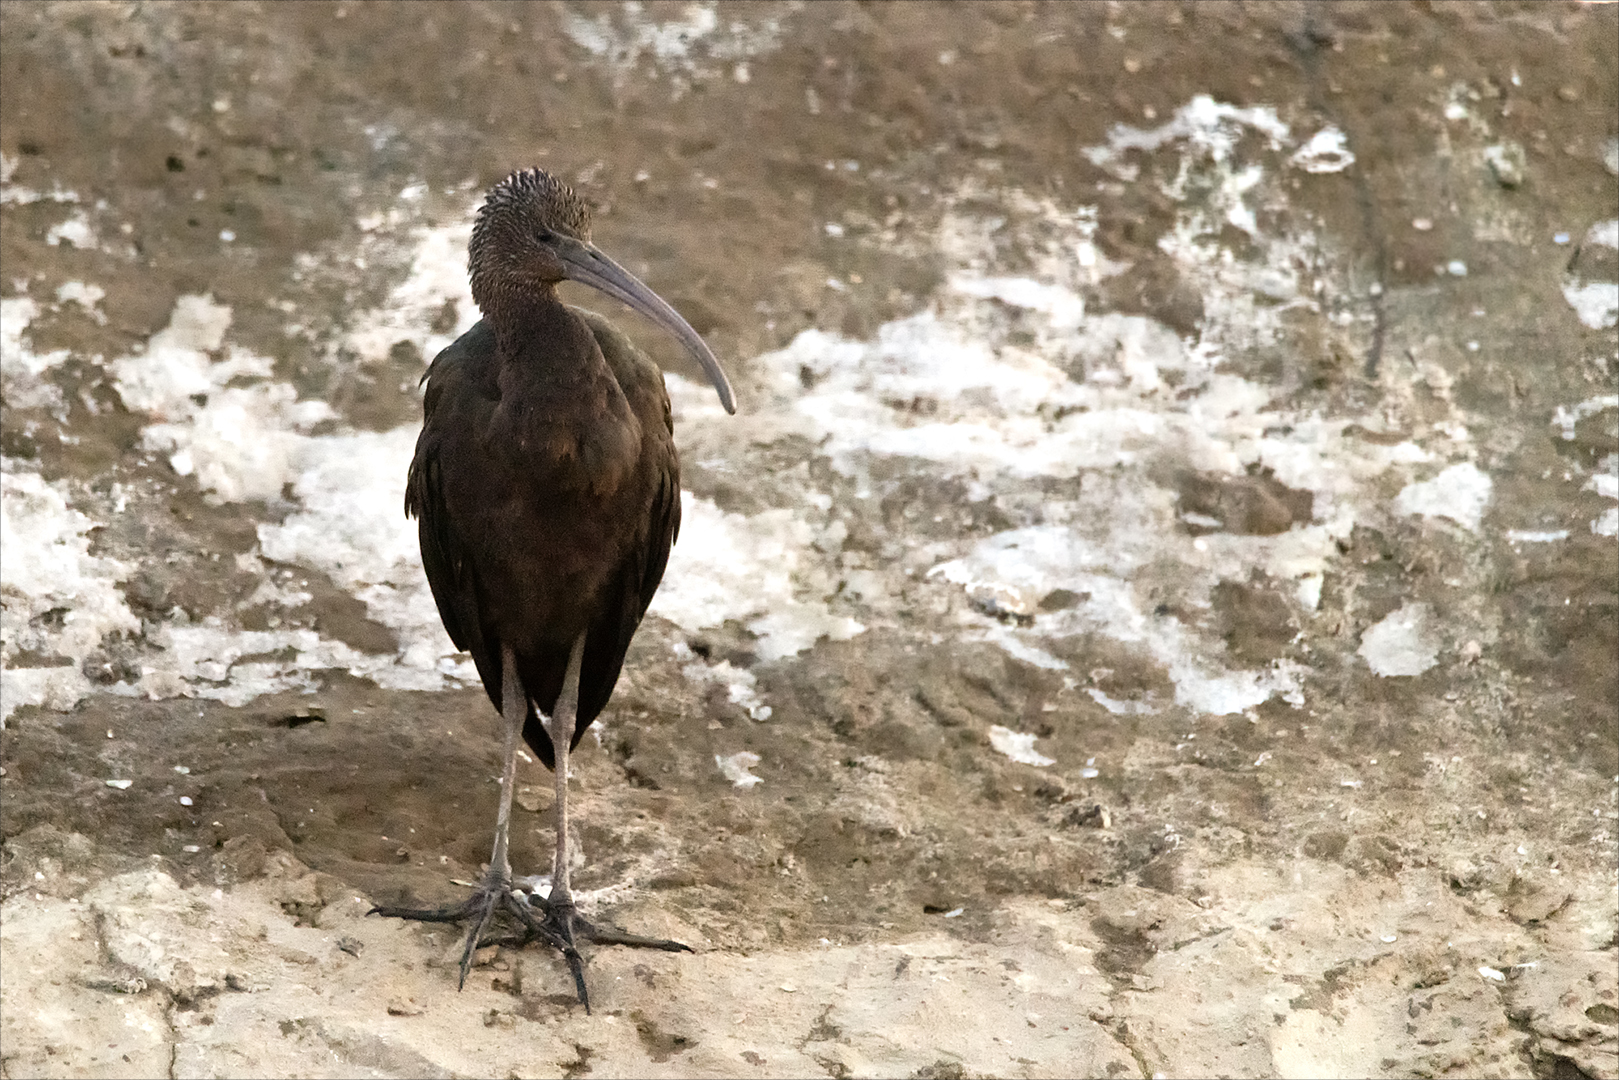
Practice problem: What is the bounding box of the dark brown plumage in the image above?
[407,293,679,770]
[373,168,735,1010]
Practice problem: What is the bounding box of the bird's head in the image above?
[468,168,735,414]
[469,168,592,302]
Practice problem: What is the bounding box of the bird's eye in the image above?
[536,229,556,243]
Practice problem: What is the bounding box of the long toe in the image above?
[454,888,505,989]
[370,869,523,990]
[540,900,591,1012]
[369,862,515,926]
[368,895,487,923]
[574,918,693,953]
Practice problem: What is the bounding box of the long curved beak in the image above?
[555,237,736,414]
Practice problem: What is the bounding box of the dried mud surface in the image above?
[2,3,1616,1078]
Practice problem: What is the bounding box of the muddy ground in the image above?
[2,2,1616,1077]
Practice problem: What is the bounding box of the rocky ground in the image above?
[2,2,1616,1077]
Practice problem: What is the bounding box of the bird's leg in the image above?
[444,642,530,984]
[529,631,589,1005]
[376,637,687,1005]
[371,644,567,989]
[525,633,691,1012]
[547,633,585,907]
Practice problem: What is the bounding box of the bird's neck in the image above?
[485,289,552,343]
[484,293,603,392]
[481,293,642,494]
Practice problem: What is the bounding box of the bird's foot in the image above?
[370,870,561,991]
[514,892,693,1013]
[372,878,688,1010]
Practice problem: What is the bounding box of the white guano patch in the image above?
[45,211,96,249]
[1562,220,1619,330]
[1087,688,1157,716]
[253,427,475,690]
[0,469,139,722]
[1587,454,1618,538]
[652,496,864,662]
[1552,396,1619,442]
[55,281,107,321]
[0,152,79,205]
[1395,462,1493,532]
[97,276,478,704]
[658,96,1475,719]
[987,725,1055,768]
[671,642,772,721]
[112,295,335,504]
[1290,127,1356,174]
[1359,602,1440,678]
[1,295,71,413]
[3,95,1521,729]
[715,751,764,788]
[1563,281,1619,331]
[1083,95,1289,182]
[561,2,783,93]
[342,213,479,366]
[78,179,534,708]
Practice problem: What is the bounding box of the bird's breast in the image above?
[494,398,642,500]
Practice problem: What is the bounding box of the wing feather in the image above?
[568,308,683,741]
[407,322,553,764]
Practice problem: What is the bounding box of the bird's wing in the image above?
[567,307,685,737]
[570,306,683,616]
[638,447,681,618]
[405,321,502,694]
[410,320,557,764]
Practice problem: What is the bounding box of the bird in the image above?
[371,167,736,1011]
